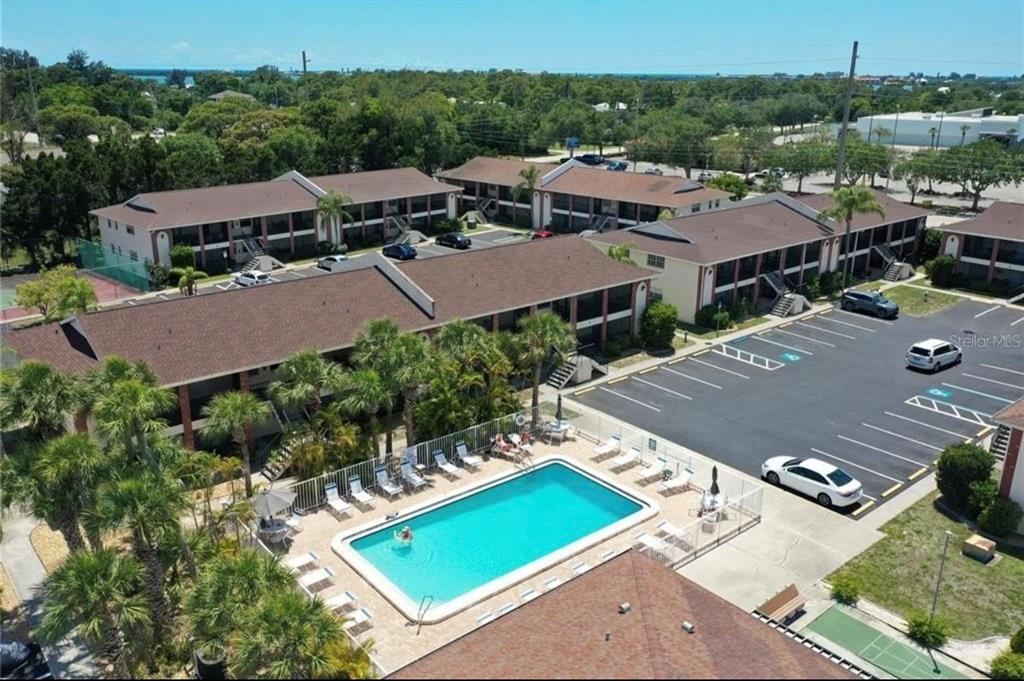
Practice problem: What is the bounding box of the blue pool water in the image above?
[350,462,642,605]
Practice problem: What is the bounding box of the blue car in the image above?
[382,243,417,260]
[606,161,628,171]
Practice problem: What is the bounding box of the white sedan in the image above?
[761,456,863,508]
[233,270,272,287]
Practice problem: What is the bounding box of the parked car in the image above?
[435,232,472,249]
[234,270,272,287]
[762,456,863,508]
[906,338,962,373]
[605,161,628,172]
[575,153,605,166]
[382,243,417,260]
[697,171,714,182]
[530,230,555,240]
[840,290,899,318]
[755,167,786,178]
[151,128,166,138]
[316,254,349,270]
[644,167,663,176]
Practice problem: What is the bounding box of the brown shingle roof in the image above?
[388,551,855,680]
[543,166,731,208]
[796,190,929,231]
[308,167,462,204]
[4,237,650,387]
[995,398,1024,431]
[934,201,1024,242]
[437,157,558,188]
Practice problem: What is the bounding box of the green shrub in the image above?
[146,261,170,289]
[978,497,1024,538]
[921,228,942,261]
[169,243,196,269]
[830,574,860,605]
[921,199,934,208]
[907,612,950,649]
[1012,626,1024,655]
[967,478,999,520]
[926,254,957,287]
[991,651,1024,680]
[640,300,678,350]
[730,297,752,321]
[819,270,844,297]
[936,442,994,513]
[696,304,733,330]
[606,338,624,358]
[803,275,821,300]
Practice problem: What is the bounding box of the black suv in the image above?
[435,232,471,249]
[840,290,899,319]
[576,153,605,166]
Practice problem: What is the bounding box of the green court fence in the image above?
[76,239,150,292]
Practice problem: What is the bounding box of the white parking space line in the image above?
[634,377,693,401]
[775,328,836,348]
[837,434,930,467]
[815,315,877,332]
[883,411,971,440]
[940,383,1015,404]
[661,367,723,390]
[689,358,749,379]
[834,308,895,325]
[861,423,944,452]
[961,373,1024,392]
[974,305,1001,318]
[981,363,1024,377]
[796,321,856,340]
[1011,316,1024,327]
[811,448,903,484]
[750,335,813,356]
[599,387,661,412]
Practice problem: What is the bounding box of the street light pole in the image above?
[929,530,954,624]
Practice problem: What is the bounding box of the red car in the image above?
[531,230,555,240]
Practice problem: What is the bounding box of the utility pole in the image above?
[886,105,900,191]
[833,40,859,190]
[929,530,953,624]
[302,51,311,76]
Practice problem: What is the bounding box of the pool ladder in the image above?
[416,595,434,635]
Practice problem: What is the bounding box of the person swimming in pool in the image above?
[394,525,413,544]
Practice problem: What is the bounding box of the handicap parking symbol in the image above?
[927,387,953,399]
[779,352,802,362]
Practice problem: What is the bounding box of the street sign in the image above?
[566,137,580,150]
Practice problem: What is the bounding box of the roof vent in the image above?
[682,621,696,634]
[618,602,632,614]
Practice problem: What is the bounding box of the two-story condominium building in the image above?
[588,191,928,324]
[91,168,462,274]
[934,201,1024,292]
[4,237,654,447]
[437,157,730,232]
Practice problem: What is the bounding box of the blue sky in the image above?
[2,0,1021,75]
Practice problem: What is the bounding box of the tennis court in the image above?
[805,606,968,679]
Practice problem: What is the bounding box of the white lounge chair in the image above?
[659,467,694,495]
[496,601,515,616]
[284,508,305,533]
[400,461,427,491]
[298,566,334,592]
[284,551,319,574]
[591,435,622,460]
[344,607,373,634]
[475,611,495,626]
[656,520,693,550]
[635,457,668,483]
[433,450,462,478]
[324,482,352,518]
[323,590,357,613]
[347,476,375,508]
[543,576,562,591]
[609,446,641,471]
[571,561,591,576]
[599,549,617,563]
[374,466,403,499]
[520,588,539,603]
[455,441,483,469]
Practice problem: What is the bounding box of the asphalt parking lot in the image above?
[571,298,1024,518]
[412,228,527,259]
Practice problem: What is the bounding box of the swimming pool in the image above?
[333,457,655,622]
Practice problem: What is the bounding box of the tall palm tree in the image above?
[819,185,885,293]
[511,165,540,228]
[37,549,150,678]
[268,350,340,414]
[0,360,83,438]
[93,379,176,470]
[200,391,271,497]
[316,190,354,247]
[959,124,970,146]
[86,356,160,395]
[352,320,404,453]
[337,368,391,458]
[517,312,577,418]
[170,266,209,296]
[928,127,939,148]
[393,332,432,448]
[230,589,344,680]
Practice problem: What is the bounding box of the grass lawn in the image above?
[678,313,774,341]
[913,278,1010,300]
[829,491,1024,640]
[881,285,960,317]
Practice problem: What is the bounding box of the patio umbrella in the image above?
[710,465,720,496]
[252,487,296,519]
[556,394,564,423]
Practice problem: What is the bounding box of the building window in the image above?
[553,193,570,211]
[652,289,663,301]
[430,193,446,211]
[126,225,134,235]
[646,254,665,269]
[571,195,589,213]
[411,195,428,214]
[129,250,138,261]
[691,203,701,213]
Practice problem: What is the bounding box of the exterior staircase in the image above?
[546,353,580,389]
[385,215,412,244]
[873,243,897,267]
[990,423,1011,460]
[261,444,293,481]
[761,271,790,298]
[883,261,904,282]
[590,215,614,233]
[475,198,496,222]
[770,293,797,318]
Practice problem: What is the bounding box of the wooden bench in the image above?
[756,584,805,623]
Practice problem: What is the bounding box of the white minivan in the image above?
[906,338,962,373]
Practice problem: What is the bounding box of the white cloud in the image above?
[170,40,190,52]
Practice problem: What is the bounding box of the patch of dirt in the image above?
[0,562,31,641]
[29,523,69,574]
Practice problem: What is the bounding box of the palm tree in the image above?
[959,124,970,146]
[0,360,83,437]
[607,242,636,264]
[394,332,432,448]
[873,126,892,144]
[230,589,344,679]
[170,266,209,296]
[511,165,540,228]
[86,356,160,395]
[201,391,271,497]
[517,312,577,419]
[268,349,340,414]
[316,190,354,247]
[351,320,403,453]
[37,549,150,678]
[337,368,391,458]
[93,379,176,470]
[819,185,885,293]
[318,637,376,680]
[928,127,939,148]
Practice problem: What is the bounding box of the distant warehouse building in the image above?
[855,108,1022,148]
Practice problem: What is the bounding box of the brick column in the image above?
[261,216,268,249]
[798,243,808,285]
[178,385,195,449]
[600,289,610,352]
[288,213,295,255]
[999,428,1021,498]
[73,410,89,434]
[732,259,741,304]
[752,253,764,301]
[198,227,206,269]
[569,295,579,332]
[987,239,1001,283]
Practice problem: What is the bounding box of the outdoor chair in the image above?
[324,482,352,519]
[659,467,694,495]
[635,457,668,484]
[591,435,622,461]
[283,551,319,574]
[454,441,483,469]
[374,466,403,499]
[433,450,462,478]
[609,446,641,471]
[347,476,376,509]
[343,607,374,635]
[323,590,358,613]
[297,566,335,592]
[400,461,427,491]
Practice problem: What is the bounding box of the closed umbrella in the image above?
[556,394,564,423]
[252,487,296,519]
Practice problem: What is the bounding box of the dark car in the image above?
[435,232,471,249]
[530,230,555,240]
[575,153,605,166]
[605,161,628,171]
[382,243,417,260]
[840,290,899,318]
